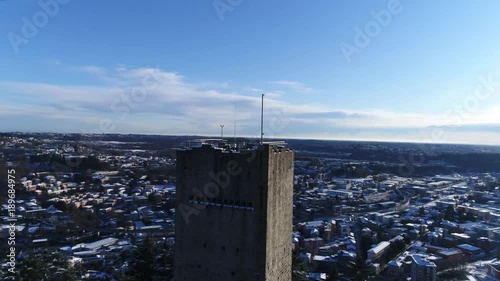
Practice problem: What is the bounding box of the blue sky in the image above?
[1,0,500,144]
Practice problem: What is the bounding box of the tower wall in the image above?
[174,144,293,281]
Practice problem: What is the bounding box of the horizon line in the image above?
[2,130,500,147]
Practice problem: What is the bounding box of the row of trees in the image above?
[3,251,82,281]
[120,236,174,281]
[2,236,174,281]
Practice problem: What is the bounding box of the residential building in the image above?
[411,255,437,281]
[367,241,390,262]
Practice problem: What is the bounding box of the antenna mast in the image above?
[233,101,237,145]
[260,93,264,144]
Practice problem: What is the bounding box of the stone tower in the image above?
[174,141,294,281]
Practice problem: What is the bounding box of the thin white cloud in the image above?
[271,80,314,93]
[2,65,500,144]
[71,65,108,76]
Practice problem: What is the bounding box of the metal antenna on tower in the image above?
[260,93,264,144]
[233,100,237,145]
[220,124,224,139]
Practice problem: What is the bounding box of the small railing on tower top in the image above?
[183,138,288,151]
